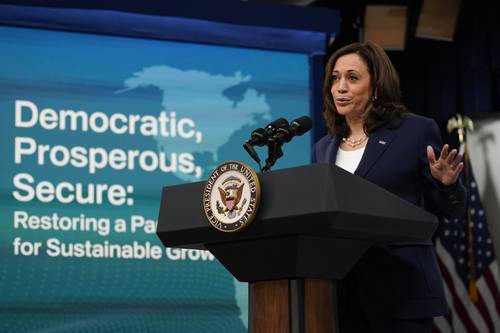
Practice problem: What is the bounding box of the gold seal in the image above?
[203,161,261,232]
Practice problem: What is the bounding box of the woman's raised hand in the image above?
[427,144,464,186]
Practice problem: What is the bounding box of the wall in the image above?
[467,115,500,262]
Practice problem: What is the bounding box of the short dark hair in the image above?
[323,41,406,137]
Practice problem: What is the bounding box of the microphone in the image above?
[245,118,289,147]
[243,118,289,164]
[270,116,313,145]
[261,115,313,171]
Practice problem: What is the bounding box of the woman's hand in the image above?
[427,144,464,186]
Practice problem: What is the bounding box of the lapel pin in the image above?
[378,140,386,145]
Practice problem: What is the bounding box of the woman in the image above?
[312,42,467,332]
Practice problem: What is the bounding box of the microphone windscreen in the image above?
[269,118,289,129]
[291,116,313,135]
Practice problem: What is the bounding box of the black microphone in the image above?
[243,118,289,164]
[270,116,313,145]
[245,118,289,147]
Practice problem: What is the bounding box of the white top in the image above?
[335,147,366,174]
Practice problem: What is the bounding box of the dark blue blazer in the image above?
[312,113,466,319]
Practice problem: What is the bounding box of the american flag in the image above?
[433,170,500,332]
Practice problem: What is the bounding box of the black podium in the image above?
[157,163,438,333]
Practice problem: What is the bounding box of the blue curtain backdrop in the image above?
[387,0,500,128]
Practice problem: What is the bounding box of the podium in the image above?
[157,163,438,332]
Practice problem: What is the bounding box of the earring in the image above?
[371,95,378,102]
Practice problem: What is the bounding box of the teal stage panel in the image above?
[0,25,312,332]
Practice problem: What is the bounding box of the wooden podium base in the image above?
[249,279,336,333]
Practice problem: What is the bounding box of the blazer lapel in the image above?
[325,135,341,164]
[354,127,396,177]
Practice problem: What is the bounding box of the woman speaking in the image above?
[313,41,466,333]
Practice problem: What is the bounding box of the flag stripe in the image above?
[477,277,500,332]
[475,291,495,332]
[437,255,481,333]
[436,239,494,332]
[437,239,492,332]
[433,316,451,333]
[483,268,500,316]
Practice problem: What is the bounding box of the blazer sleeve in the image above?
[419,119,467,218]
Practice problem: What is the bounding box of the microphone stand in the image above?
[261,138,283,172]
[243,116,311,172]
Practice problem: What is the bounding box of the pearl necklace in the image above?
[342,134,368,148]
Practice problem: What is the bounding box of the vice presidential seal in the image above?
[203,161,261,232]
